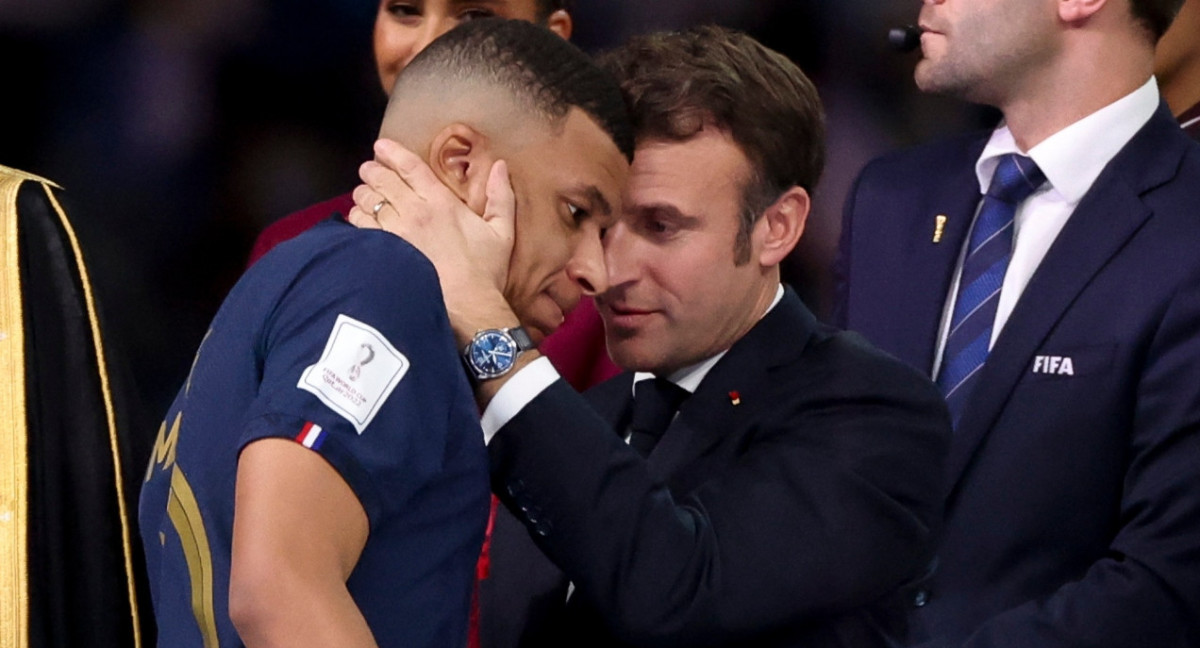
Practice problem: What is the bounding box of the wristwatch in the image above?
[462,327,536,381]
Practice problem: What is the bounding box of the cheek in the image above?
[373,28,411,74]
[536,245,575,290]
[638,263,697,317]
[660,246,727,297]
[526,216,576,277]
[506,241,552,297]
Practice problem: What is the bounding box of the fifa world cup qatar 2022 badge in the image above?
[348,343,375,381]
[299,314,410,433]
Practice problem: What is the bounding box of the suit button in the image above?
[913,589,930,607]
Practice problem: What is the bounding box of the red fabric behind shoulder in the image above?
[246,193,357,267]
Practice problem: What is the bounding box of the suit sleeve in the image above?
[489,341,949,646]
[924,268,1200,648]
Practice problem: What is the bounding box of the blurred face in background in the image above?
[373,0,573,94]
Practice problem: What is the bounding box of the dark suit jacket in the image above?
[835,104,1200,647]
[482,289,950,648]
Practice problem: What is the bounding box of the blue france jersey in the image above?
[138,219,490,647]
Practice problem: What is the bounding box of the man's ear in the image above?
[429,123,495,215]
[755,186,809,268]
[545,10,573,40]
[1058,0,1107,24]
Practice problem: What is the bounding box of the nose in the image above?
[600,221,639,292]
[566,227,609,297]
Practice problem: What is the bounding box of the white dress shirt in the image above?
[932,77,1160,378]
[481,284,785,443]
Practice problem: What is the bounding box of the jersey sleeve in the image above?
[238,229,472,526]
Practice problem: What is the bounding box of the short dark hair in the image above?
[1130,0,1185,40]
[600,25,825,263]
[406,17,633,162]
[534,0,571,21]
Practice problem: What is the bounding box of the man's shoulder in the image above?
[858,131,990,185]
[735,292,940,402]
[0,164,60,191]
[782,318,944,406]
[249,193,357,266]
[247,220,441,302]
[1112,107,1200,214]
[2,165,66,221]
[795,313,900,363]
[807,324,924,375]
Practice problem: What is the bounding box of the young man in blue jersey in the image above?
[138,19,632,648]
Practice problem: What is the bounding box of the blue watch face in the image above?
[468,330,517,378]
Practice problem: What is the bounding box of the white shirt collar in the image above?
[634,283,785,394]
[975,76,1160,205]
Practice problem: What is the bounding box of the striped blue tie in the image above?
[937,153,1046,425]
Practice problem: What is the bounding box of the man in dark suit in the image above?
[835,0,1200,645]
[351,26,950,647]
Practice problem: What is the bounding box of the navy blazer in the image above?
[481,289,950,648]
[836,104,1200,647]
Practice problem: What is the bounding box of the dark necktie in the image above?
[937,153,1046,425]
[629,378,689,457]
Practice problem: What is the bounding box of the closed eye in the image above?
[632,204,695,240]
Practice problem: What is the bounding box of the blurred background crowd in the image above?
[0,0,990,424]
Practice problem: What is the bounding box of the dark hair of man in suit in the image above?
[399,17,634,163]
[600,25,825,264]
[1131,0,1186,40]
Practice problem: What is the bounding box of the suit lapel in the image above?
[945,105,1188,493]
[651,290,817,477]
[887,138,987,375]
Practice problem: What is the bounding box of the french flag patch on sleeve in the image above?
[295,421,327,451]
